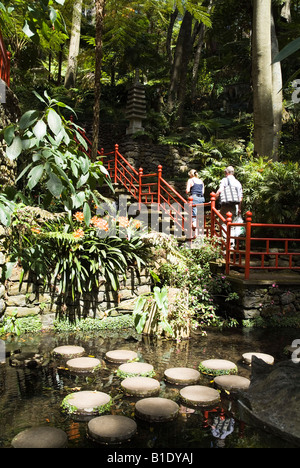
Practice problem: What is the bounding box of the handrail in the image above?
[0,30,10,87]
[73,128,300,278]
[210,192,300,279]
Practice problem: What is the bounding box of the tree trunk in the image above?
[64,0,83,89]
[271,11,283,161]
[252,0,274,158]
[91,0,106,162]
[167,11,193,125]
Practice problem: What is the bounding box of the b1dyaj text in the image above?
[107,452,194,465]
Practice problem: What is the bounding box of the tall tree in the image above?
[91,0,106,162]
[64,0,83,89]
[252,0,274,158]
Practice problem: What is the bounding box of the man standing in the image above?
[216,166,243,247]
[216,166,243,218]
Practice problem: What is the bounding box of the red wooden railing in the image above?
[210,192,300,280]
[74,127,300,280]
[0,30,10,87]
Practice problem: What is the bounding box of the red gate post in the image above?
[210,192,216,238]
[138,167,143,208]
[225,211,233,275]
[157,165,162,207]
[114,144,119,184]
[244,211,253,280]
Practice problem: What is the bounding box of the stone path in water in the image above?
[10,345,276,447]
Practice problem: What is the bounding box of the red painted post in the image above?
[187,196,194,242]
[157,165,162,206]
[114,144,119,184]
[6,51,11,87]
[139,167,143,207]
[225,211,232,275]
[210,192,216,238]
[244,211,252,280]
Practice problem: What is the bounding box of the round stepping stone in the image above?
[117,362,155,379]
[11,426,68,448]
[88,415,137,444]
[66,357,101,373]
[214,375,250,392]
[52,345,85,358]
[199,359,238,376]
[242,352,274,366]
[121,377,160,397]
[61,391,112,417]
[164,367,200,385]
[105,349,138,364]
[179,385,220,408]
[135,397,179,422]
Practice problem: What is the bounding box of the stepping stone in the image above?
[61,391,112,417]
[199,359,238,376]
[88,415,137,444]
[117,362,155,379]
[105,349,138,364]
[121,377,160,397]
[135,397,179,422]
[179,385,220,408]
[214,375,250,393]
[52,345,85,358]
[11,426,68,448]
[66,357,101,373]
[242,352,274,366]
[164,367,200,385]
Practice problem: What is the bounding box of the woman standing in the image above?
[186,169,205,233]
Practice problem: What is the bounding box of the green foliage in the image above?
[0,311,21,337]
[2,91,111,225]
[133,286,174,336]
[6,209,148,309]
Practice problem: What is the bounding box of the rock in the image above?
[52,345,85,359]
[238,357,300,446]
[179,385,220,408]
[242,352,274,366]
[66,357,101,374]
[88,415,137,444]
[121,376,160,397]
[117,362,155,378]
[214,375,250,393]
[199,359,238,376]
[11,426,68,448]
[164,367,200,385]
[105,349,138,364]
[61,391,111,417]
[135,397,179,422]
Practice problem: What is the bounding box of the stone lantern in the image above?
[126,80,146,135]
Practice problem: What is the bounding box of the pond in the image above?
[0,324,299,450]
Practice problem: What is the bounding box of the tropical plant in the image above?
[6,209,148,314]
[133,286,174,337]
[2,91,112,226]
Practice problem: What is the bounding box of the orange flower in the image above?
[118,216,130,228]
[73,228,85,239]
[90,216,109,231]
[73,212,84,223]
[31,227,41,234]
[132,220,141,229]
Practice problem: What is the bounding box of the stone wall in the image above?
[2,264,152,330]
[228,275,300,322]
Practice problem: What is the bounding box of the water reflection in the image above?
[0,327,298,448]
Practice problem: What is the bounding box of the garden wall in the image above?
[228,275,300,324]
[1,262,152,329]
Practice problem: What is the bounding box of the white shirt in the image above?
[218,175,243,201]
